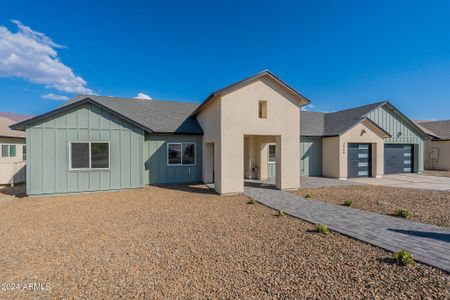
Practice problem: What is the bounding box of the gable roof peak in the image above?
[192,70,311,116]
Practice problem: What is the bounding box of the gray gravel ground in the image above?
[0,185,448,299]
[294,185,450,227]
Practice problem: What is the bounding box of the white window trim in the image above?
[68,141,111,171]
[167,142,196,167]
[267,143,276,164]
[1,144,16,158]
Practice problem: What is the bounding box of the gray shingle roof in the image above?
[0,116,26,138]
[12,95,203,134]
[67,96,203,134]
[301,102,386,136]
[300,111,325,136]
[417,120,450,140]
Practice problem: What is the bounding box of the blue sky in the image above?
[0,0,449,119]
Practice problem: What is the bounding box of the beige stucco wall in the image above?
[0,137,26,184]
[322,136,340,178]
[424,140,450,171]
[197,76,303,194]
[339,121,385,178]
[196,98,222,190]
[322,121,386,179]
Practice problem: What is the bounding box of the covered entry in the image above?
[348,143,372,178]
[384,144,414,174]
[244,136,278,182]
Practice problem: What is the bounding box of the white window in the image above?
[167,142,195,166]
[268,144,276,163]
[22,145,27,161]
[69,142,110,170]
[1,144,16,158]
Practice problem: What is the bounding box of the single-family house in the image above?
[0,113,30,185]
[11,71,428,195]
[416,120,450,171]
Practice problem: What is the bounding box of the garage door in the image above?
[384,144,413,174]
[348,144,371,178]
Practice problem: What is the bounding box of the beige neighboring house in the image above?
[0,113,30,185]
[416,120,450,171]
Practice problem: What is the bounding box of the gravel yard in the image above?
[293,185,450,227]
[425,170,450,178]
[0,185,448,299]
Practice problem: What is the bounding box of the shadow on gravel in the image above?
[0,183,26,198]
[155,184,216,195]
[244,181,277,190]
[388,229,450,243]
[377,257,398,266]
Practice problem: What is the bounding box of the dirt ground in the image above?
[0,185,448,299]
[424,170,450,178]
[293,185,450,227]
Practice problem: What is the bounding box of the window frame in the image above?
[22,145,27,161]
[167,142,196,167]
[268,143,276,164]
[68,141,111,171]
[258,100,268,119]
[1,144,17,158]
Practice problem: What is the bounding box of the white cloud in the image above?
[0,20,94,95]
[134,92,152,100]
[301,104,314,111]
[41,93,69,101]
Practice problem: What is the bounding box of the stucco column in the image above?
[275,135,300,190]
[259,142,268,180]
[219,135,244,194]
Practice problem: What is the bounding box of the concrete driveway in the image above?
[350,174,450,191]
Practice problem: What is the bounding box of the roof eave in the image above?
[10,97,155,133]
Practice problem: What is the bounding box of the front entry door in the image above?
[348,143,372,178]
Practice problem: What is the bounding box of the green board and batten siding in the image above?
[26,104,144,195]
[300,136,322,176]
[144,134,202,184]
[367,106,425,172]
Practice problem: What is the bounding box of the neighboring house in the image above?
[300,102,428,179]
[0,114,30,185]
[11,71,428,196]
[416,120,450,171]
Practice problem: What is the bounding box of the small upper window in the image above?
[258,100,267,119]
[70,142,110,170]
[1,144,16,158]
[168,142,195,166]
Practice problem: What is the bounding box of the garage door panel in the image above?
[348,144,372,178]
[384,144,414,174]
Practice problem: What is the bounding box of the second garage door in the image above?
[384,144,414,174]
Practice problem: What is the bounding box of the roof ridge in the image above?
[325,101,386,116]
[76,95,200,106]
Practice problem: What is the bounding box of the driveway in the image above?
[349,174,450,191]
[245,183,450,273]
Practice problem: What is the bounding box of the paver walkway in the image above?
[244,182,450,273]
